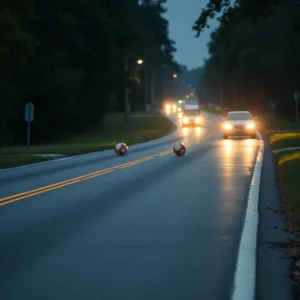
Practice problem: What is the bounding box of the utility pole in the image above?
[234,82,237,110]
[144,65,148,113]
[294,92,299,123]
[124,52,129,122]
[149,67,155,113]
[219,81,223,106]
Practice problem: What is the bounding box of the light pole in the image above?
[150,68,155,112]
[124,55,143,122]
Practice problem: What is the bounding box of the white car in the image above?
[222,111,258,139]
[181,109,202,127]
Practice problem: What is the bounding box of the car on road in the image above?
[222,111,257,139]
[181,109,202,127]
[177,101,184,112]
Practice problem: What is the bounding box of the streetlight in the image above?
[124,55,144,122]
[173,74,177,78]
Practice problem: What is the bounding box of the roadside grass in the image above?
[0,112,175,168]
[259,116,300,232]
[0,155,53,169]
[276,151,300,226]
[268,132,300,150]
[274,148,300,291]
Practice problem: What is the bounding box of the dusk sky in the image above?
[165,0,219,70]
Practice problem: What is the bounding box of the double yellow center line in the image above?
[0,153,161,207]
[0,123,217,207]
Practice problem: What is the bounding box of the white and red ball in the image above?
[173,142,186,156]
[114,142,128,156]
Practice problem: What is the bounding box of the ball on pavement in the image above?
[115,142,128,156]
[173,142,186,156]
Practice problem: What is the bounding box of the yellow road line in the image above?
[118,156,154,169]
[0,169,115,207]
[0,156,154,203]
[0,122,218,206]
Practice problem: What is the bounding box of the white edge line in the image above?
[230,131,264,300]
[0,112,179,173]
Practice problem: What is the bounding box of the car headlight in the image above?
[196,117,201,123]
[224,123,232,130]
[183,118,188,124]
[246,123,255,129]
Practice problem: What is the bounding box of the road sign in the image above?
[25,102,34,153]
[25,102,34,122]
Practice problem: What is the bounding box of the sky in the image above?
[165,0,219,70]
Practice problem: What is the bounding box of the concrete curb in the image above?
[272,147,300,154]
[230,132,264,300]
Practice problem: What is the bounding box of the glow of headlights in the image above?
[177,107,182,112]
[196,118,201,123]
[166,104,170,109]
[183,118,188,124]
[246,123,255,129]
[173,105,177,109]
[224,123,232,130]
[178,113,183,118]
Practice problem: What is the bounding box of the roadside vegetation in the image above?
[194,0,300,120]
[0,0,179,168]
[0,113,174,169]
[0,0,179,146]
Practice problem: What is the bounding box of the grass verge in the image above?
[0,155,54,169]
[275,150,300,290]
[268,132,300,150]
[272,147,300,290]
[267,131,300,227]
[277,151,300,227]
[0,112,175,169]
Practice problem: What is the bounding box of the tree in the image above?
[0,0,179,144]
[195,1,300,118]
[193,0,286,36]
[0,0,35,144]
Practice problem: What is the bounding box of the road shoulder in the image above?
[0,112,176,170]
[256,138,294,300]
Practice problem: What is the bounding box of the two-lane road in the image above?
[0,113,260,300]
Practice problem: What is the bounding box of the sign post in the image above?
[294,92,300,124]
[25,102,34,153]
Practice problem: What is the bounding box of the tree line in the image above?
[194,0,300,119]
[0,0,179,145]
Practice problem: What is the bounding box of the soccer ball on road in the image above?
[115,143,128,156]
[173,142,186,156]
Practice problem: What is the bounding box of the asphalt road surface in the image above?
[0,112,261,300]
